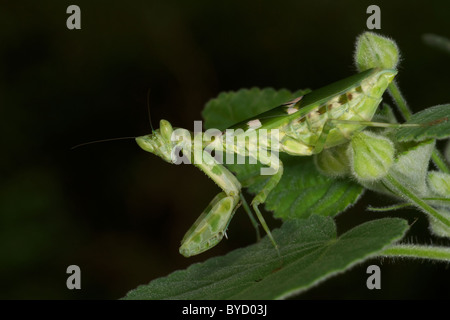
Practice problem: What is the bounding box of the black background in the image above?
[1,0,449,299]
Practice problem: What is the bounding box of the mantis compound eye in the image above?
[160,119,174,142]
[135,135,154,153]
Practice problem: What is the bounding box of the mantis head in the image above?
[135,119,185,164]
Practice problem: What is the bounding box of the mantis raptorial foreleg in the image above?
[179,141,243,257]
[179,191,240,257]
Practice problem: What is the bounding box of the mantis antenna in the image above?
[70,136,137,150]
[72,89,157,150]
[147,89,156,133]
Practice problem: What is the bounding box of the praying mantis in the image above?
[136,67,404,257]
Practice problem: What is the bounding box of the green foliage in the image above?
[384,140,435,197]
[358,139,435,197]
[241,154,363,220]
[123,216,407,300]
[428,171,450,197]
[395,104,450,142]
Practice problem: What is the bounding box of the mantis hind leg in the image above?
[240,193,261,241]
[311,118,421,154]
[249,154,284,257]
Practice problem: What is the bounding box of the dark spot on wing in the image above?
[318,105,327,114]
[338,94,348,104]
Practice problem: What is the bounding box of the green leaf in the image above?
[122,215,408,300]
[231,154,363,220]
[202,88,364,220]
[445,140,450,163]
[362,139,436,197]
[202,87,310,131]
[428,208,450,238]
[395,104,450,142]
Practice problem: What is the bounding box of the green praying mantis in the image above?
[135,67,412,257]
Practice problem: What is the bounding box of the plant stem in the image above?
[367,203,411,212]
[385,174,450,228]
[431,149,450,174]
[388,81,412,121]
[381,244,450,262]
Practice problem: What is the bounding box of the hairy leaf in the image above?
[361,139,436,197]
[230,154,363,219]
[123,215,408,300]
[396,104,450,142]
